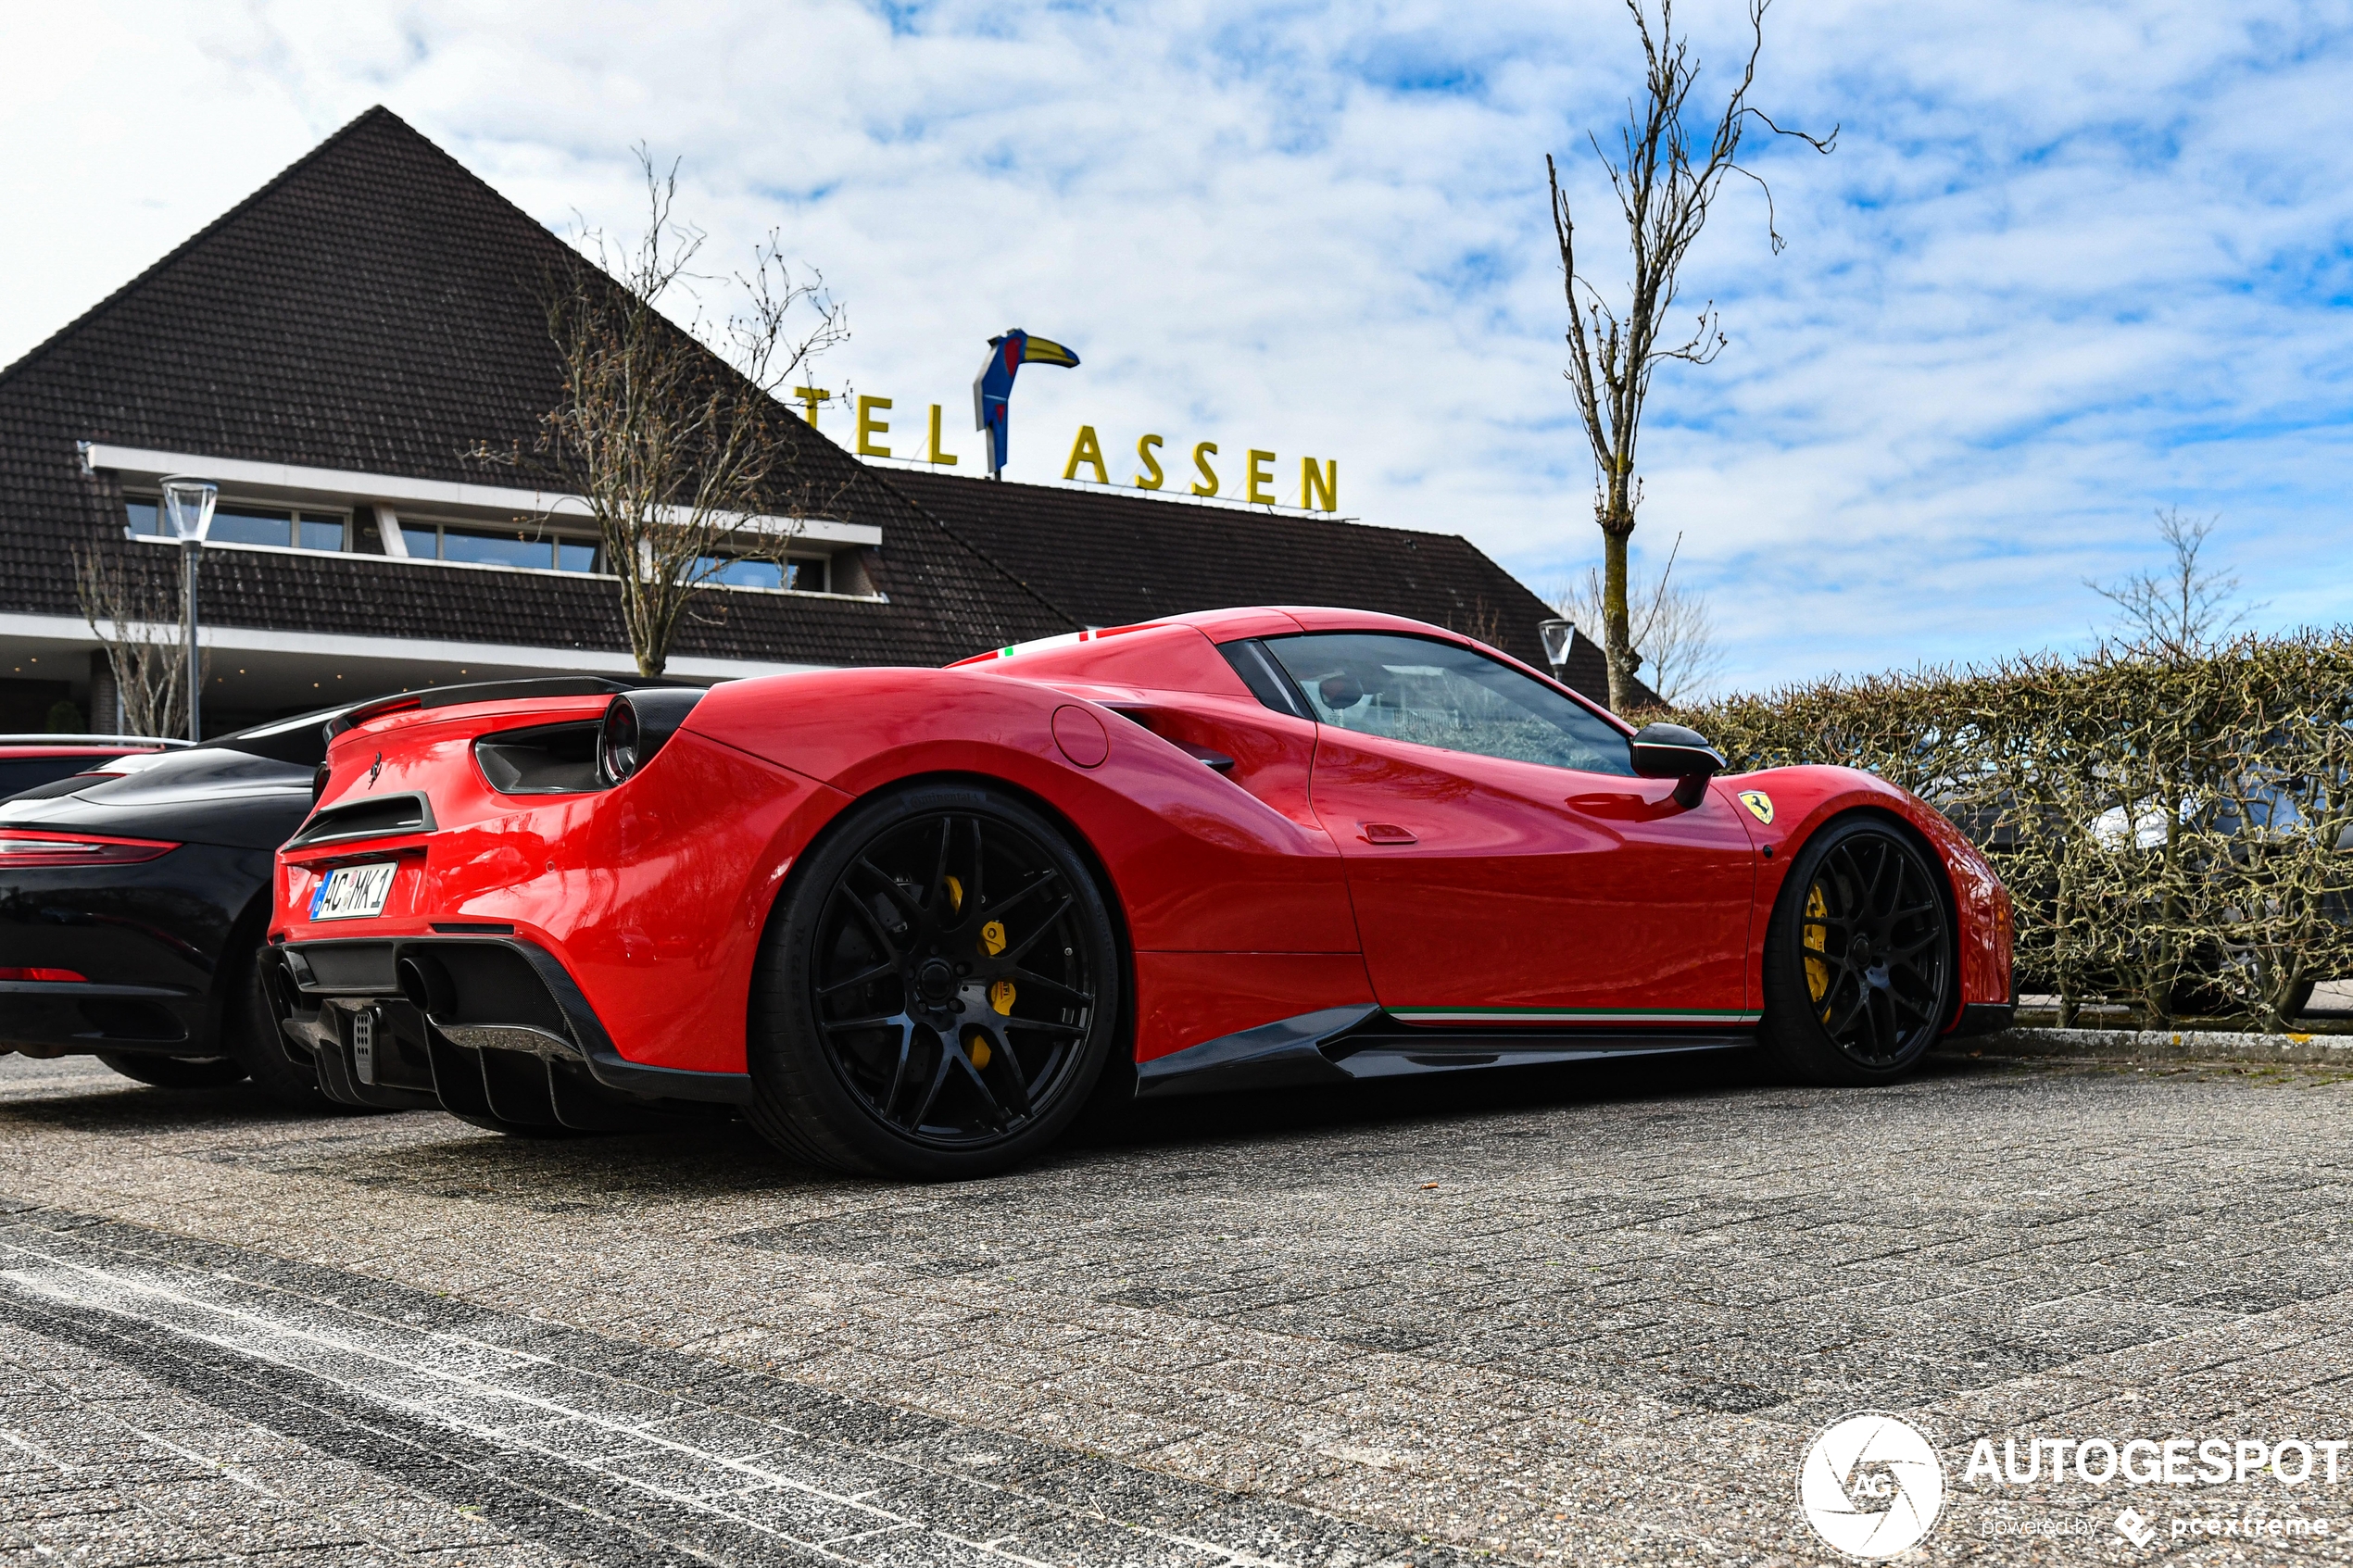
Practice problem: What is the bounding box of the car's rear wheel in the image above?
[95,1052,247,1089]
[1760,816,1955,1085]
[747,783,1122,1179]
[227,936,374,1112]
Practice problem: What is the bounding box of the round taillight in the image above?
[598,688,707,785]
[598,696,644,783]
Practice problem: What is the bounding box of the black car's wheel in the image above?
[1761,816,1955,1085]
[748,782,1122,1179]
[95,1052,247,1089]
[225,935,373,1112]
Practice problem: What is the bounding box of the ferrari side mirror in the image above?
[1630,721,1727,809]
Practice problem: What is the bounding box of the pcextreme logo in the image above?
[1798,1413,1945,1558]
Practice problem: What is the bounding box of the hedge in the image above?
[1670,633,2353,1032]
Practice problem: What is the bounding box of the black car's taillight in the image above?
[0,829,179,867]
[598,689,706,784]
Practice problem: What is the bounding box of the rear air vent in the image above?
[288,791,435,847]
[473,721,606,796]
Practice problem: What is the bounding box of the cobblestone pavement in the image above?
[0,1048,2349,1566]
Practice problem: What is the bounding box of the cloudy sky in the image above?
[7,1,2349,694]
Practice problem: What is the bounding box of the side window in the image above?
[1263,632,1634,776]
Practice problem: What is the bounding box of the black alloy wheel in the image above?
[1761,816,1955,1084]
[748,783,1121,1178]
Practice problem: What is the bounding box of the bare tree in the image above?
[2088,508,2252,659]
[479,150,850,677]
[1548,0,1832,713]
[1554,533,1725,705]
[72,545,198,737]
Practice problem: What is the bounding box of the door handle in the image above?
[1359,822,1417,845]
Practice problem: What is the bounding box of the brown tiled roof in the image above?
[0,107,1624,696]
[0,107,1063,668]
[870,467,1642,701]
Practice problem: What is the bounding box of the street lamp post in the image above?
[159,477,217,742]
[1537,618,1576,684]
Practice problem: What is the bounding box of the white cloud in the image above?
[3,0,2348,693]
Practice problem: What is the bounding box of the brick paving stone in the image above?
[4,1051,2353,1562]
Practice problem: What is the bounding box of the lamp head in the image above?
[158,477,218,546]
[1537,617,1575,671]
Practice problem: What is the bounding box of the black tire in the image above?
[95,1052,247,1088]
[1760,815,1956,1085]
[224,939,371,1112]
[747,782,1123,1179]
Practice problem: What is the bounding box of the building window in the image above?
[398,521,602,572]
[697,554,828,592]
[123,495,347,552]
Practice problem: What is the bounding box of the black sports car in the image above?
[0,709,340,1098]
[0,682,636,1102]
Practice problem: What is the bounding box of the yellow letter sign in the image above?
[1245,449,1276,505]
[1302,457,1338,513]
[1063,425,1109,484]
[856,395,892,458]
[1190,442,1220,497]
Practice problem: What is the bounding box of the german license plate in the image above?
[310,862,396,921]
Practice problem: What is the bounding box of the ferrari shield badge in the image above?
[1738,790,1775,825]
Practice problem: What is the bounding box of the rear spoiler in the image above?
[325,677,701,739]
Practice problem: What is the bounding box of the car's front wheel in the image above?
[747,783,1123,1179]
[1760,815,1955,1085]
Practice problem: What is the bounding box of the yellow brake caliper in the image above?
[1802,882,1831,1017]
[967,918,1011,1070]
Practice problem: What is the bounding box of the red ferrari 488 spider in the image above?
[267,607,2013,1176]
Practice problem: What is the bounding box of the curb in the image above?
[1961,1026,2353,1067]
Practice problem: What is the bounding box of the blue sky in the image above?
[6,0,2350,694]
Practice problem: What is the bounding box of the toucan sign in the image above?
[793,328,1341,513]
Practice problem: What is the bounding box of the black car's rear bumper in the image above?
[0,845,273,1058]
[269,935,749,1129]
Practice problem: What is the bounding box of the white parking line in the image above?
[0,1236,1291,1568]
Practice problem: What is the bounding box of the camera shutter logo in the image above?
[1798,1412,1945,1558]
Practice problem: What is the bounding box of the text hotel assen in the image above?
[792,388,1342,513]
